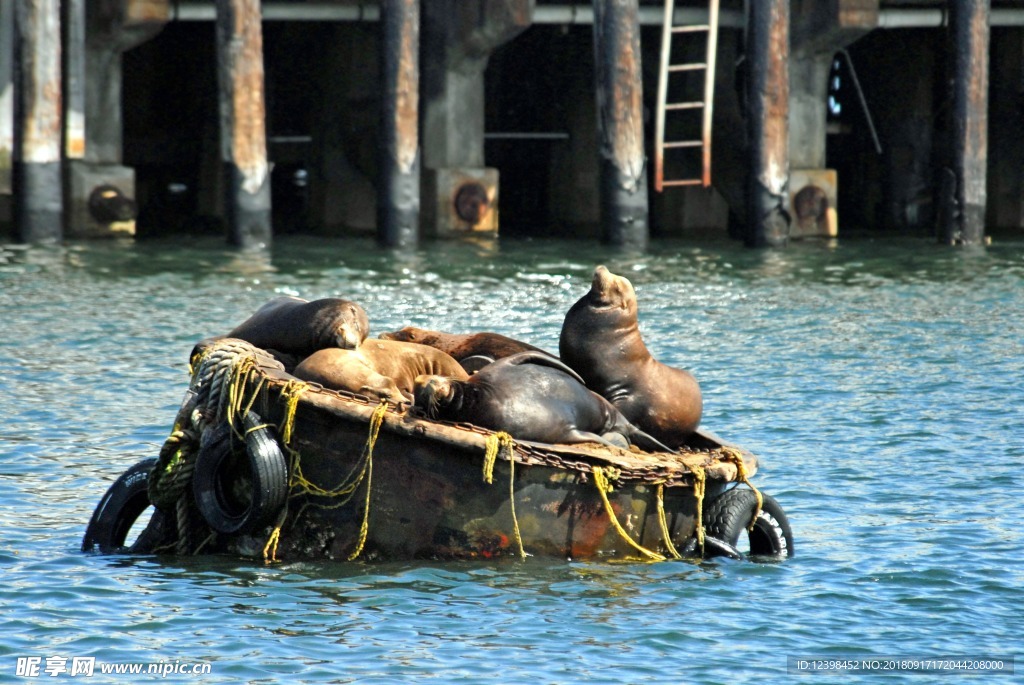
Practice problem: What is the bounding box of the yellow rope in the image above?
[482,432,526,559]
[655,485,682,560]
[592,466,666,562]
[263,526,282,563]
[689,464,707,552]
[721,448,763,531]
[346,399,388,561]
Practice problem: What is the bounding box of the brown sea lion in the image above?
[294,339,469,403]
[379,327,553,363]
[559,266,702,447]
[225,296,369,358]
[414,351,674,452]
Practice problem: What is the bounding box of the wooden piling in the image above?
[377,0,420,248]
[939,0,989,246]
[592,0,649,249]
[745,0,790,247]
[13,0,63,243]
[215,0,271,248]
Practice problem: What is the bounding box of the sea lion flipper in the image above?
[496,351,586,385]
[628,429,677,454]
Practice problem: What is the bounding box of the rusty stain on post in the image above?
[592,0,649,248]
[395,3,419,173]
[745,0,790,247]
[64,0,85,160]
[378,0,421,247]
[13,0,63,242]
[940,0,989,246]
[16,0,62,165]
[218,0,268,195]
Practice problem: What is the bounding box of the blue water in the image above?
[1,236,1022,683]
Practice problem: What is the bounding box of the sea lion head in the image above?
[588,265,637,316]
[330,301,370,350]
[379,326,425,344]
[413,374,457,419]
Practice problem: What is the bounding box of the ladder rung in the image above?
[665,102,704,110]
[664,141,703,149]
[672,24,710,33]
[662,179,704,187]
[669,63,707,72]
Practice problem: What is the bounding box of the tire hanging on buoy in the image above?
[192,411,288,535]
[82,457,161,553]
[703,488,794,559]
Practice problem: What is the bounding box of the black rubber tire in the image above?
[703,488,794,558]
[82,457,159,553]
[192,412,288,535]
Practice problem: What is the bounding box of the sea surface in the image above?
[1,235,1021,684]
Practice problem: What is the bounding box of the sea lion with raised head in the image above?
[294,338,469,403]
[559,266,702,448]
[413,351,674,452]
[380,326,553,363]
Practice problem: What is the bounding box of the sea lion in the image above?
[559,266,702,448]
[226,296,370,357]
[413,351,674,452]
[294,338,469,403]
[379,327,553,363]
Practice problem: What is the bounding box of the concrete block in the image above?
[423,167,499,237]
[789,168,838,238]
[66,161,136,238]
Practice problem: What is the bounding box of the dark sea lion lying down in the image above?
[227,296,370,357]
[379,327,553,362]
[413,351,674,452]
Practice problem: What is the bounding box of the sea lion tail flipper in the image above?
[498,351,586,385]
[459,355,495,374]
[559,430,624,449]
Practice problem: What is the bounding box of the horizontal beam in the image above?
[169,3,1024,28]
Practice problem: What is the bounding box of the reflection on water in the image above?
[2,235,1023,684]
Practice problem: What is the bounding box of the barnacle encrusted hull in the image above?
[140,340,764,562]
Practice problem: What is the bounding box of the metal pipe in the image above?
[377,0,420,248]
[215,0,272,248]
[13,0,63,243]
[592,0,649,249]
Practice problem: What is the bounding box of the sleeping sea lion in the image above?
[559,266,702,448]
[226,296,369,357]
[294,338,469,403]
[379,327,553,362]
[413,351,674,452]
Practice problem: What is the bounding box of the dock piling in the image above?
[215,0,271,248]
[377,0,420,248]
[939,0,989,246]
[592,0,649,249]
[745,0,790,247]
[13,0,63,243]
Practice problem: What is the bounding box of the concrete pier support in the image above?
[12,0,63,243]
[938,0,989,245]
[421,0,531,238]
[591,0,648,248]
[745,0,790,247]
[377,0,420,248]
[215,0,271,248]
[1,1,14,207]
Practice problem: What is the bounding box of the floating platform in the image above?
[83,339,793,563]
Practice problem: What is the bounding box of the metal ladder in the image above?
[654,0,720,191]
